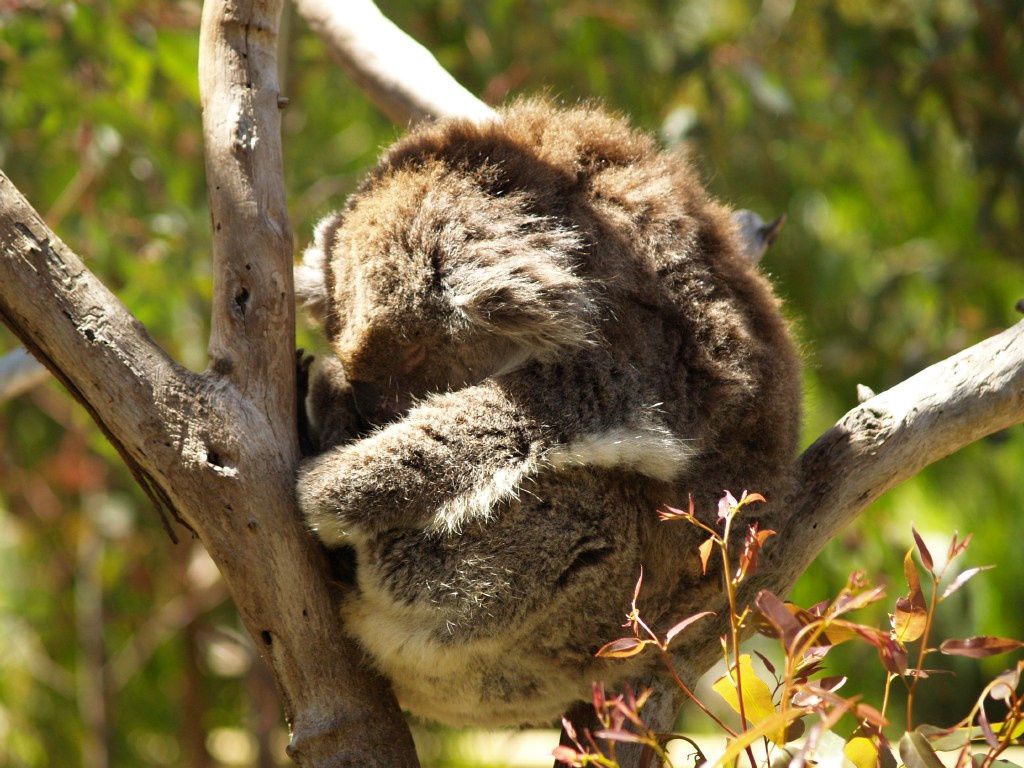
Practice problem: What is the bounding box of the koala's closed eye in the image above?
[294,99,801,728]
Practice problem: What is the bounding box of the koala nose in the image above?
[351,380,406,427]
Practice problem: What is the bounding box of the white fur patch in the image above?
[546,425,692,482]
[433,461,536,534]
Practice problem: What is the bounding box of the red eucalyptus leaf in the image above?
[903,548,926,610]
[754,649,777,677]
[912,527,935,573]
[947,532,973,563]
[755,590,803,650]
[832,584,887,617]
[591,683,606,715]
[940,636,1024,659]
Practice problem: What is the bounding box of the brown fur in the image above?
[296,100,801,727]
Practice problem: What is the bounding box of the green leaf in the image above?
[899,730,946,768]
[714,709,808,768]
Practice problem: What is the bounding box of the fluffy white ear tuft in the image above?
[295,219,332,323]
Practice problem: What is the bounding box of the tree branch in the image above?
[666,319,1024,694]
[291,0,496,126]
[777,317,1024,594]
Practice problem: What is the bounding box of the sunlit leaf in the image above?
[712,654,784,744]
[817,675,847,693]
[698,537,715,576]
[939,636,1024,659]
[893,596,928,643]
[552,744,584,766]
[595,636,649,658]
[716,708,809,767]
[941,565,995,601]
[658,496,695,522]
[738,524,775,579]
[664,611,714,646]
[631,567,643,605]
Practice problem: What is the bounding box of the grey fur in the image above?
[295,101,802,727]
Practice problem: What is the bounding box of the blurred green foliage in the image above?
[0,0,1021,765]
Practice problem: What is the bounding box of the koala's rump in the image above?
[339,466,658,727]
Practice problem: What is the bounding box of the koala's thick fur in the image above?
[295,101,801,728]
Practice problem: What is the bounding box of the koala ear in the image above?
[294,217,334,324]
[445,227,597,360]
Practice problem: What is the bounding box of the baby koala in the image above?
[295,100,801,727]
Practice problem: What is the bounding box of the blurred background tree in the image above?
[1,0,1021,765]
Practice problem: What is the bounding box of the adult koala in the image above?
[294,100,801,728]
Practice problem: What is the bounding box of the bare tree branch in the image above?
[666,318,1024,701]
[778,317,1024,590]
[291,0,496,126]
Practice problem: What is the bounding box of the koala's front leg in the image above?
[305,356,370,451]
[297,380,546,545]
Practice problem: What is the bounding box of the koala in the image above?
[294,100,801,728]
